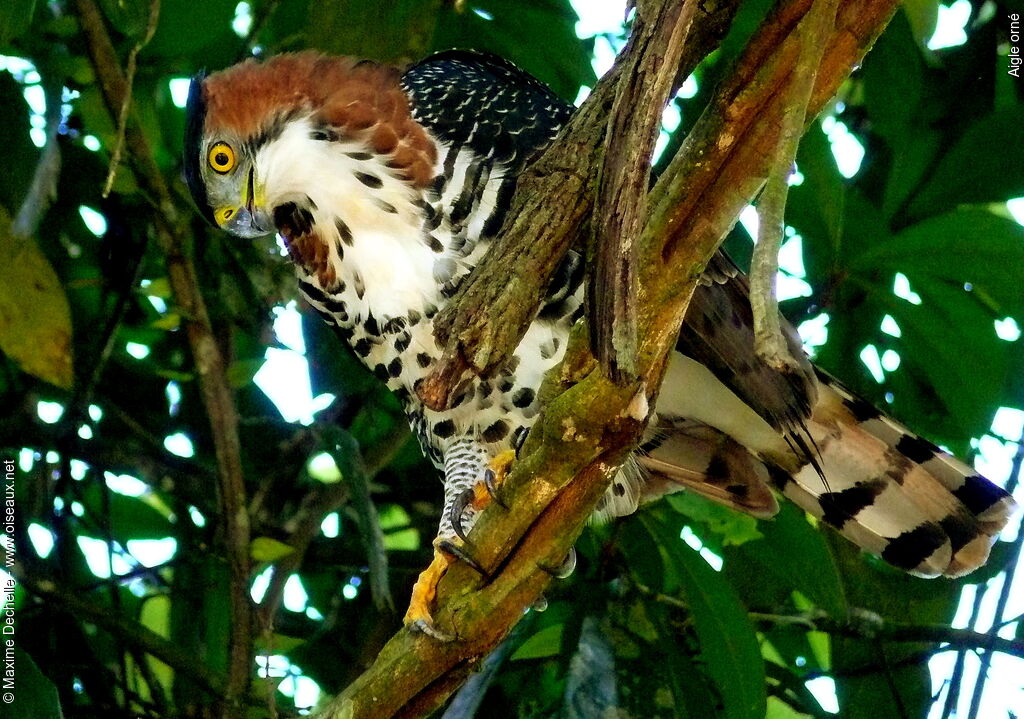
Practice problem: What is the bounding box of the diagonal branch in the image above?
[419,0,745,411]
[318,1,900,717]
[587,0,698,384]
[70,1,253,714]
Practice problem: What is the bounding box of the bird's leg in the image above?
[404,537,473,642]
[405,438,494,640]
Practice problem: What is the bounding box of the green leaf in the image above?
[901,0,939,51]
[142,277,172,298]
[861,11,926,147]
[665,492,763,546]
[251,536,296,562]
[728,504,847,617]
[643,515,767,719]
[646,601,722,719]
[788,124,847,281]
[0,0,36,47]
[908,107,1024,220]
[0,214,73,389]
[254,632,307,654]
[880,276,1008,435]
[433,0,595,100]
[766,696,813,719]
[226,357,264,388]
[307,0,442,62]
[97,0,151,38]
[147,0,238,57]
[150,314,181,330]
[510,623,564,661]
[881,129,941,223]
[0,71,39,215]
[379,504,420,551]
[78,483,175,539]
[855,209,1024,316]
[8,646,63,719]
[137,595,173,701]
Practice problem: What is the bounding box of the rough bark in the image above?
[586,0,698,384]
[419,0,744,410]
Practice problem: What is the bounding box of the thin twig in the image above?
[749,0,838,372]
[12,83,62,239]
[102,0,160,197]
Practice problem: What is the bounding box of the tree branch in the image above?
[70,1,253,713]
[750,0,837,373]
[317,1,900,717]
[751,610,1024,657]
[634,579,1024,656]
[419,0,744,410]
[587,0,698,384]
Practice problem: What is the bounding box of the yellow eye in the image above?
[208,142,236,174]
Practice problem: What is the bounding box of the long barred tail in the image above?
[637,354,1017,578]
[770,375,1017,577]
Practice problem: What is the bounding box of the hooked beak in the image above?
[224,167,272,238]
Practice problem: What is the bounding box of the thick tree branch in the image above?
[587,0,698,383]
[419,0,744,410]
[319,1,900,717]
[70,0,253,713]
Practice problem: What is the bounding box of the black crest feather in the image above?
[183,72,216,225]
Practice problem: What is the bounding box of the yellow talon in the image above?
[404,543,456,641]
[404,450,517,640]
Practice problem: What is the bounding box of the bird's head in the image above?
[183,68,270,238]
[183,52,437,241]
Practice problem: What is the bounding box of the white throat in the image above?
[257,117,444,320]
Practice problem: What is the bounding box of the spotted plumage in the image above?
[185,49,1016,624]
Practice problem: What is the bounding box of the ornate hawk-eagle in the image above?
[184,50,1016,638]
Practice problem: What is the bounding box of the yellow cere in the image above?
[208,141,236,173]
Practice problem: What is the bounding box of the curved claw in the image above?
[438,539,488,577]
[483,468,508,509]
[450,488,476,544]
[513,425,530,457]
[410,618,454,642]
[538,546,577,580]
